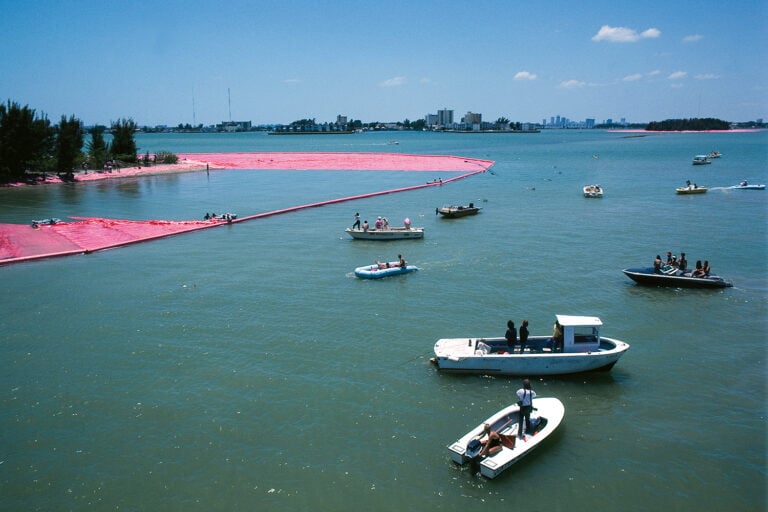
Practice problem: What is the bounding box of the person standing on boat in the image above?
[516,379,537,438]
[519,320,529,352]
[352,212,361,230]
[552,320,564,352]
[505,320,517,352]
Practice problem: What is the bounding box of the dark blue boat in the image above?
[622,267,733,289]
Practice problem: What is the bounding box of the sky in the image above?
[1,0,766,127]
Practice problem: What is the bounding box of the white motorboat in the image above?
[431,315,629,376]
[345,226,424,240]
[729,181,765,190]
[692,155,711,165]
[676,185,707,195]
[448,397,565,479]
[583,184,603,198]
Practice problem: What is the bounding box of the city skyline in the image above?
[1,0,765,127]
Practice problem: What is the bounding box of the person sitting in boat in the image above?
[376,260,390,269]
[362,220,369,231]
[740,180,748,187]
[476,423,503,458]
[375,217,383,229]
[665,251,673,265]
[702,260,711,276]
[403,217,411,229]
[678,253,688,273]
[381,217,389,230]
[691,260,705,278]
[397,254,406,268]
[653,255,663,273]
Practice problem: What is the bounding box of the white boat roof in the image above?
[555,314,602,327]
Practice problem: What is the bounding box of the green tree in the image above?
[56,114,84,180]
[87,125,108,170]
[0,100,54,183]
[110,118,137,162]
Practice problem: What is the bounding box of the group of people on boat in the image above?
[352,212,411,231]
[503,319,564,353]
[203,212,236,223]
[376,254,407,269]
[653,251,712,278]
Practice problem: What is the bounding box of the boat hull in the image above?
[730,184,765,190]
[437,206,481,218]
[622,267,732,288]
[354,263,418,279]
[345,227,424,240]
[676,187,707,194]
[448,397,565,478]
[432,336,629,376]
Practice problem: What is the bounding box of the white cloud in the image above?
[694,73,720,80]
[592,25,661,43]
[647,70,661,76]
[683,34,703,43]
[623,73,643,82]
[379,76,407,87]
[668,71,688,80]
[514,71,538,81]
[559,79,586,88]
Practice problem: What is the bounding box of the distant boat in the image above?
[692,155,711,165]
[436,203,481,218]
[623,267,732,289]
[729,181,765,190]
[676,184,707,195]
[583,184,603,198]
[354,262,418,279]
[345,226,424,240]
[707,151,722,159]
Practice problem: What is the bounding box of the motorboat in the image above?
[676,183,707,194]
[436,203,481,218]
[345,226,424,240]
[729,181,765,190]
[692,155,711,165]
[31,218,62,227]
[707,151,722,159]
[448,397,565,479]
[622,267,733,288]
[583,184,603,198]
[354,262,418,279]
[431,315,629,376]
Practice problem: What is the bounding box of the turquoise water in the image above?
[1,130,766,511]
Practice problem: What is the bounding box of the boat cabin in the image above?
[555,314,602,353]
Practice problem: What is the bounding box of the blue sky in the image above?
[1,0,766,126]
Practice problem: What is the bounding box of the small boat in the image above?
[692,155,711,165]
[345,226,424,240]
[676,184,707,194]
[436,203,481,218]
[448,397,565,479]
[622,267,733,288]
[31,218,62,227]
[354,262,418,279]
[729,181,765,190]
[583,184,603,198]
[708,151,722,159]
[431,315,629,376]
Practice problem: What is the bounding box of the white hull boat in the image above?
[583,184,603,198]
[448,397,565,479]
[729,182,765,190]
[692,155,711,165]
[431,315,629,376]
[345,226,424,240]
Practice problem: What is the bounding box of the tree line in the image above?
[646,118,731,131]
[0,100,176,184]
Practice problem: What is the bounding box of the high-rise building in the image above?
[437,108,454,127]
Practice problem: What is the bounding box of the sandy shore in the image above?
[4,152,494,187]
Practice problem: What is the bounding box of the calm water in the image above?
[1,130,766,511]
